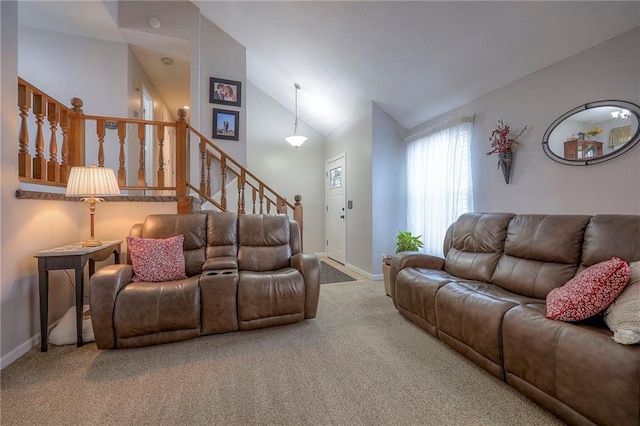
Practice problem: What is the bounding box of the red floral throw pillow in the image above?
[546,257,630,321]
[127,235,187,282]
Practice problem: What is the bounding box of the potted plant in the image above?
[383,231,423,297]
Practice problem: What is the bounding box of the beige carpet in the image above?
[1,281,562,425]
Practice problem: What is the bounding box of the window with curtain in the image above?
[405,116,474,257]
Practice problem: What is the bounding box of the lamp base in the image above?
[81,238,102,247]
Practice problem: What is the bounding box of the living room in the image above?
[1,1,639,424]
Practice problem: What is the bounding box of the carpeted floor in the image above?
[320,261,357,284]
[0,281,562,425]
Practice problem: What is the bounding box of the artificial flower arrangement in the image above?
[585,126,603,137]
[486,119,528,156]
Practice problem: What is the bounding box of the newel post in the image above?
[68,97,85,167]
[294,195,304,251]
[175,108,191,213]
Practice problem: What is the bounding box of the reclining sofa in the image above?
[90,212,320,349]
[390,213,640,426]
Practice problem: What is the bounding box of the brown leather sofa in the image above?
[390,213,640,426]
[90,212,320,349]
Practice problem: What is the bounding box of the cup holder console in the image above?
[204,269,237,276]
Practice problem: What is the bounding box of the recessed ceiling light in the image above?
[182,106,190,110]
[161,57,174,66]
[148,16,161,29]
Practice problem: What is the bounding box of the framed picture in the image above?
[209,77,241,107]
[212,108,239,141]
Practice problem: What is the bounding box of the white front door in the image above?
[326,154,346,264]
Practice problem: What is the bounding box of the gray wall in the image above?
[372,103,407,276]
[409,27,640,215]
[325,103,374,275]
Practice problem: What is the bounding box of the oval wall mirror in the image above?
[542,100,640,165]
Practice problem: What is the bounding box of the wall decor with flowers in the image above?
[486,119,528,184]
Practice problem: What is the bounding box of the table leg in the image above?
[39,269,49,352]
[75,267,84,347]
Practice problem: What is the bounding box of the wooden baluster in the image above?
[117,121,126,187]
[237,170,246,214]
[220,156,227,210]
[252,187,257,214]
[32,94,47,180]
[157,124,165,188]
[137,123,145,186]
[277,196,287,215]
[259,184,265,214]
[266,200,272,214]
[294,195,304,251]
[206,153,212,197]
[68,97,85,167]
[199,138,206,193]
[46,101,60,182]
[59,109,70,184]
[96,119,105,167]
[175,109,190,213]
[18,82,32,178]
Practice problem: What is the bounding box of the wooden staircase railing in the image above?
[16,78,304,240]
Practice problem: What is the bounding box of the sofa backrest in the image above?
[139,213,207,276]
[491,214,591,298]
[580,215,640,270]
[205,211,238,258]
[237,214,292,272]
[443,213,514,282]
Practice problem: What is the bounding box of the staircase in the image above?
[16,78,304,238]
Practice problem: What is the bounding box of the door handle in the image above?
[340,215,345,219]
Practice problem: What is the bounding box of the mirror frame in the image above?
[542,100,640,166]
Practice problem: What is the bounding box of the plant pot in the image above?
[383,262,391,297]
[498,152,513,184]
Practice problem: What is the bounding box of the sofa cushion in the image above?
[127,235,187,282]
[141,213,207,276]
[492,215,590,298]
[546,257,630,322]
[604,261,640,344]
[237,269,305,329]
[238,215,291,271]
[443,213,514,282]
[503,304,640,426]
[580,215,640,269]
[435,280,541,379]
[114,276,200,340]
[205,211,238,258]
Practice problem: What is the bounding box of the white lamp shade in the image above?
[66,166,120,197]
[285,135,308,147]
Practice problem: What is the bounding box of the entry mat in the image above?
[320,261,357,284]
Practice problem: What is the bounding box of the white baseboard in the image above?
[371,273,383,281]
[1,334,39,370]
[345,263,373,280]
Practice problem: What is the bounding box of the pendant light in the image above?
[285,83,307,147]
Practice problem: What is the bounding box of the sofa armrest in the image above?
[291,253,321,319]
[89,264,133,349]
[389,251,445,306]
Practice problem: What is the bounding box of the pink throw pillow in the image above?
[546,257,630,322]
[127,235,187,282]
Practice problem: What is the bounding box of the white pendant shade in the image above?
[66,165,120,197]
[286,83,307,147]
[285,135,308,147]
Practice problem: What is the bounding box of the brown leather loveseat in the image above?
[390,213,640,426]
[90,212,320,349]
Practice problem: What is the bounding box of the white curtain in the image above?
[406,116,474,257]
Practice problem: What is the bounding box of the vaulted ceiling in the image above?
[17,1,640,135]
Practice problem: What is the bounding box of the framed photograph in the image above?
[212,108,239,141]
[209,77,241,107]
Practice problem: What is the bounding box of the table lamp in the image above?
[66,165,120,247]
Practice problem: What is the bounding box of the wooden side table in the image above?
[34,240,121,352]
